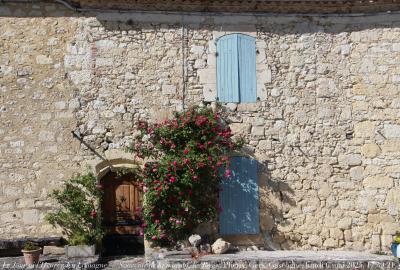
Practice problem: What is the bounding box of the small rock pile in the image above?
[187,234,231,256]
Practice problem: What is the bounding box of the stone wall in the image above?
[1,2,400,252]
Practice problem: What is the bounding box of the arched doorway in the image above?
[100,169,144,255]
[101,170,143,234]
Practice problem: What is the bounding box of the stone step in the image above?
[150,251,399,270]
[0,237,64,257]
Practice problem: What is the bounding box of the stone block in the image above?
[162,84,177,95]
[323,238,338,248]
[337,218,352,230]
[361,144,381,158]
[95,40,117,48]
[36,55,53,65]
[237,103,260,112]
[38,131,55,142]
[251,126,265,136]
[349,166,364,181]
[363,175,393,189]
[68,70,91,85]
[354,121,375,138]
[308,235,322,246]
[190,45,204,55]
[211,238,230,254]
[383,124,400,139]
[316,78,337,97]
[54,101,66,110]
[22,209,40,225]
[382,140,400,153]
[338,154,362,167]
[43,246,65,255]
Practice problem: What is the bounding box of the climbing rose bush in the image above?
[129,107,242,246]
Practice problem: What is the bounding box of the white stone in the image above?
[95,40,117,48]
[36,55,53,65]
[251,126,265,136]
[350,167,364,181]
[188,234,202,247]
[113,105,126,113]
[323,238,338,248]
[316,78,337,97]
[43,246,65,255]
[308,235,323,246]
[22,209,40,224]
[337,218,352,230]
[363,176,393,189]
[162,84,177,95]
[383,124,400,138]
[211,238,230,254]
[271,88,281,97]
[54,101,66,110]
[190,45,204,55]
[69,70,91,85]
[38,131,55,142]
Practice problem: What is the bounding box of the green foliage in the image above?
[45,172,104,246]
[129,107,242,246]
[394,235,400,244]
[23,242,40,251]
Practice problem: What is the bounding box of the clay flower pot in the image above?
[21,248,42,265]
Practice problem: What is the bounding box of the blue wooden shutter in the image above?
[217,34,239,103]
[238,35,257,103]
[219,156,259,235]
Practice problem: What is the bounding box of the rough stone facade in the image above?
[1,2,400,252]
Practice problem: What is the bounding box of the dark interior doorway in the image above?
[100,170,144,256]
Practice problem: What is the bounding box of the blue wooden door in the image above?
[238,35,257,103]
[219,156,259,235]
[217,34,240,103]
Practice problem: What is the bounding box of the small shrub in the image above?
[45,172,104,246]
[129,107,242,246]
[23,242,40,251]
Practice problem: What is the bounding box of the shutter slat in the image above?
[219,156,259,235]
[238,35,257,103]
[217,34,239,103]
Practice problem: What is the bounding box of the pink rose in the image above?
[169,177,176,183]
[172,160,178,166]
[151,235,157,240]
[183,149,189,155]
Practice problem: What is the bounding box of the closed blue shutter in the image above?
[217,34,239,103]
[216,34,257,103]
[219,156,259,235]
[238,35,257,103]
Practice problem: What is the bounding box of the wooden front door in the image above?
[101,171,143,235]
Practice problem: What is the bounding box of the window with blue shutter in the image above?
[219,156,260,235]
[216,34,257,103]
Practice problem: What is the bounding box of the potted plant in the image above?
[45,172,104,257]
[21,241,41,265]
[391,232,400,257]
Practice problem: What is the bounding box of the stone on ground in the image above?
[211,238,231,254]
[188,234,202,247]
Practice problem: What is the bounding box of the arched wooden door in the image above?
[101,171,143,235]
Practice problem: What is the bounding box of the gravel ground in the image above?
[0,251,398,270]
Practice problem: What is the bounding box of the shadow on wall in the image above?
[217,154,297,250]
[259,159,297,250]
[2,2,400,34]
